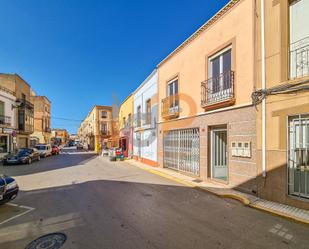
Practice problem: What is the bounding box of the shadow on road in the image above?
[0,179,308,249]
[0,148,97,177]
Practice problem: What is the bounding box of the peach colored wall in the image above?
[158,0,255,122]
[254,0,309,209]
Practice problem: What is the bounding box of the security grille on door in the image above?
[288,114,309,199]
[163,128,200,175]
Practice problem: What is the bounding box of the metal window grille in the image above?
[163,128,200,175]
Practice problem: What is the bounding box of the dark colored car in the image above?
[52,145,60,155]
[3,148,41,165]
[0,175,19,205]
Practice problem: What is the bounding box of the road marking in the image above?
[0,203,35,226]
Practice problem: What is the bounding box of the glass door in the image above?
[211,128,228,181]
[288,114,309,199]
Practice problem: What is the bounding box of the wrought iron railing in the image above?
[290,36,309,79]
[133,113,152,128]
[101,130,110,136]
[18,98,34,109]
[201,71,234,106]
[161,94,179,118]
[0,115,11,126]
[18,123,34,133]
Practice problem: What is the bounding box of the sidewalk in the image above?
[125,159,309,225]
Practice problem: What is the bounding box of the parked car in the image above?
[35,144,52,158]
[51,145,60,155]
[0,175,19,205]
[3,148,41,165]
[76,143,84,150]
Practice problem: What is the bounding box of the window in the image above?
[101,111,108,118]
[123,117,126,127]
[167,79,178,97]
[0,136,8,153]
[208,47,232,92]
[167,78,179,108]
[0,101,4,116]
[137,106,141,127]
[205,47,234,104]
[0,101,5,124]
[101,123,107,133]
[146,99,151,125]
[128,113,132,126]
[289,0,309,79]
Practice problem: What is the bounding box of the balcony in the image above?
[18,123,34,134]
[290,36,309,79]
[161,94,180,118]
[18,98,34,110]
[100,130,111,136]
[0,115,11,126]
[201,71,235,110]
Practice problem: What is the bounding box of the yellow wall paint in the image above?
[119,94,134,130]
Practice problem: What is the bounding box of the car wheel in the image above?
[28,158,32,164]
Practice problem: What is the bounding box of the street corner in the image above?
[0,203,34,226]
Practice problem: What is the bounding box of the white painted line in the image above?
[19,205,35,210]
[0,203,35,226]
[6,203,18,207]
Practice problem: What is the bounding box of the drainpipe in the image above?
[261,0,266,178]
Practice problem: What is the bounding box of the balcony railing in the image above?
[201,71,235,107]
[290,36,309,79]
[161,94,179,118]
[18,98,34,110]
[134,113,152,128]
[19,123,34,133]
[0,115,11,126]
[100,130,111,136]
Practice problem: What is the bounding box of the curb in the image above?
[127,160,309,225]
[248,203,309,226]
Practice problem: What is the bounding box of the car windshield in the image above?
[36,145,47,150]
[16,149,31,157]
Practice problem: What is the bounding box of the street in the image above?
[0,147,308,249]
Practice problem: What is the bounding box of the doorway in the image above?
[211,128,228,181]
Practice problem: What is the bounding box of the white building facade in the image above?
[0,86,17,158]
[133,69,158,166]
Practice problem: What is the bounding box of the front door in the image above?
[211,128,228,181]
[288,114,309,199]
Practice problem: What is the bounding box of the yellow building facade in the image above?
[118,94,134,157]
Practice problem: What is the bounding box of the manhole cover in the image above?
[25,233,67,249]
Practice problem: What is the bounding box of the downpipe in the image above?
[261,0,266,178]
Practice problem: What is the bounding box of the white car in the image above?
[35,144,52,158]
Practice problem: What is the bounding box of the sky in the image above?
[0,0,229,134]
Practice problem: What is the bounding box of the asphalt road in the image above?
[0,147,308,249]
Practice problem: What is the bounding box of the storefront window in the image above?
[0,136,8,153]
